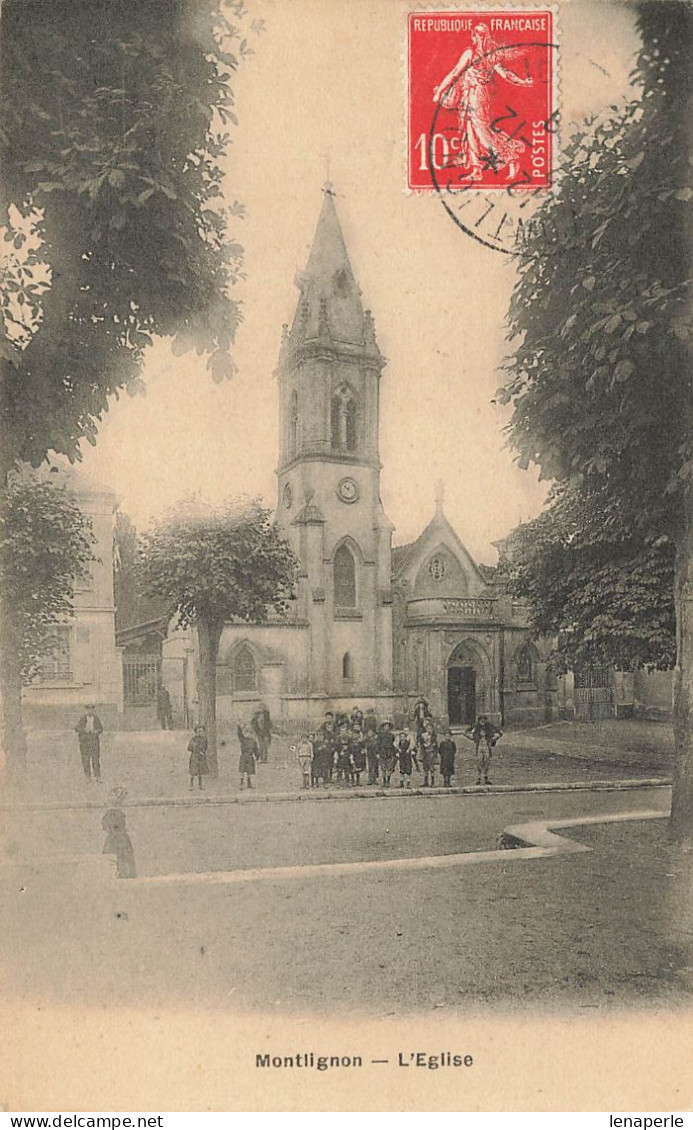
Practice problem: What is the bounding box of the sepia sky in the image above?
[77,0,641,563]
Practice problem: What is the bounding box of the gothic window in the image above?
[289,390,299,457]
[232,646,256,692]
[517,644,535,684]
[37,626,72,682]
[342,652,353,680]
[334,544,356,608]
[330,384,358,452]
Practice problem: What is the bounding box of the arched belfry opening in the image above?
[330,384,358,452]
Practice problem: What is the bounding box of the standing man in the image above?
[469,715,503,785]
[156,682,173,730]
[412,695,431,740]
[251,703,272,763]
[75,704,104,783]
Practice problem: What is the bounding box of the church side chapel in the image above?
[164,189,556,730]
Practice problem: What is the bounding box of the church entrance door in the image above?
[447,666,476,726]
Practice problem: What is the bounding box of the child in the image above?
[419,719,439,787]
[378,721,397,787]
[187,724,209,791]
[312,736,331,789]
[397,729,417,788]
[297,733,313,789]
[237,724,258,789]
[365,729,379,785]
[349,731,366,786]
[336,736,352,784]
[438,730,457,787]
[468,715,503,785]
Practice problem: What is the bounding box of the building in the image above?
[165,189,556,731]
[21,463,123,728]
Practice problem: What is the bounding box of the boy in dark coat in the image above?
[187,724,209,790]
[438,731,457,787]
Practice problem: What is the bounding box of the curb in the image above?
[0,776,671,812]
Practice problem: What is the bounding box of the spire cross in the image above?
[320,154,335,195]
[435,479,445,511]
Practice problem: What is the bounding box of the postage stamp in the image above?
[407,10,556,193]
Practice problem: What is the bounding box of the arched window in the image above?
[334,544,356,608]
[342,652,353,680]
[289,390,299,457]
[517,644,535,684]
[330,384,358,452]
[232,645,256,692]
[345,398,357,451]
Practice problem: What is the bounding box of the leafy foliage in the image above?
[0,0,262,467]
[498,487,676,673]
[0,473,96,679]
[499,2,692,539]
[139,497,298,631]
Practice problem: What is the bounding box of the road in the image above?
[3,783,689,1018]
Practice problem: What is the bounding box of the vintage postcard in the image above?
[1,0,692,1115]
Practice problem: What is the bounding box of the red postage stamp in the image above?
[407,10,556,192]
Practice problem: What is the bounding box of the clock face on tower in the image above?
[337,476,359,504]
[283,483,293,509]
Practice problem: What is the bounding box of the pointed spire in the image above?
[284,189,380,353]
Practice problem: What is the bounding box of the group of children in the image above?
[293,703,483,791]
[186,698,503,792]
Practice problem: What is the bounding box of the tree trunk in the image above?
[0,457,27,777]
[196,615,222,777]
[0,625,28,776]
[670,491,693,840]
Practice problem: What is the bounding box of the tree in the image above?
[498,486,676,674]
[114,511,168,634]
[0,472,95,770]
[0,0,261,767]
[498,2,693,836]
[139,498,298,775]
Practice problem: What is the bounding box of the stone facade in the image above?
[21,464,123,727]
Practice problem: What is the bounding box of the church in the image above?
[165,190,557,731]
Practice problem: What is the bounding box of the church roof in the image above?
[284,188,382,358]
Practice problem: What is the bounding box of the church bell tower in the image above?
[275,186,394,703]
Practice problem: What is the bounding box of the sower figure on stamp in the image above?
[75,704,103,783]
[433,24,533,182]
[468,714,503,785]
